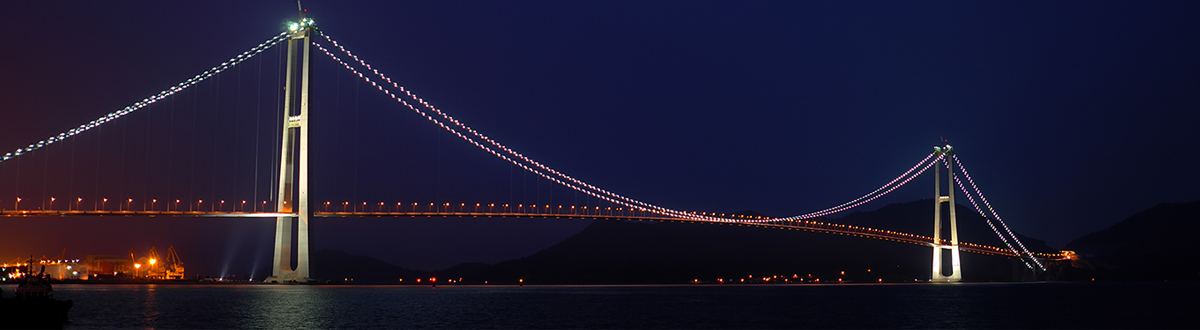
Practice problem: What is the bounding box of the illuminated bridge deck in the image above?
[1,209,1061,260]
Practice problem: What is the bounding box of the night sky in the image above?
[2,1,1199,276]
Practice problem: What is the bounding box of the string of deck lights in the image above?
[0,32,289,164]
[315,32,952,225]
[942,160,1033,270]
[0,196,1021,257]
[953,155,1044,270]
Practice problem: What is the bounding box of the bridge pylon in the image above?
[931,144,962,282]
[264,18,316,284]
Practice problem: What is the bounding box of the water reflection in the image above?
[250,286,336,328]
[141,285,158,326]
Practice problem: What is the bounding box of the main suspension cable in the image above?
[0,32,288,164]
[310,40,701,222]
[315,32,944,224]
[316,32,699,219]
[942,159,1032,268]
[773,153,940,221]
[950,156,1046,270]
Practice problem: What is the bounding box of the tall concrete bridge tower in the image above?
[265,17,316,283]
[931,145,962,282]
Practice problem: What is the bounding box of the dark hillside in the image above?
[1065,200,1200,280]
[471,201,1045,284]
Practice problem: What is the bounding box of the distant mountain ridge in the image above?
[309,249,425,282]
[1063,200,1200,280]
[309,200,1057,283]
[467,200,1048,283]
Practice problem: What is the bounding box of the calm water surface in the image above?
[50,282,1197,329]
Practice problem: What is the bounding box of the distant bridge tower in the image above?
[931,144,962,282]
[265,17,316,283]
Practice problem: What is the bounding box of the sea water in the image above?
[51,282,1198,329]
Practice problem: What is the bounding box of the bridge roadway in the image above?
[0,210,1061,260]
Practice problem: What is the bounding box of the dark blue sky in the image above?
[2,1,1198,274]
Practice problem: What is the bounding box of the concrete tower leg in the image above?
[946,152,962,282]
[931,145,962,283]
[265,22,313,283]
[294,28,313,280]
[932,156,945,282]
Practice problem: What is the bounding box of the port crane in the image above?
[164,246,185,280]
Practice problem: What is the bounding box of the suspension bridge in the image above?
[0,16,1061,283]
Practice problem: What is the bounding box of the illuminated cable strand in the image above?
[942,158,1023,259]
[310,41,728,224]
[953,176,1032,268]
[944,160,1033,269]
[1,32,289,163]
[316,32,942,224]
[316,33,691,219]
[953,155,1044,270]
[953,156,1043,269]
[315,33,821,224]
[685,153,938,223]
[773,153,939,221]
[789,154,941,220]
[312,34,731,222]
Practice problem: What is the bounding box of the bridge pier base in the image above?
[931,244,962,282]
[264,215,311,283]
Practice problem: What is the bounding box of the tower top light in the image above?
[288,18,316,33]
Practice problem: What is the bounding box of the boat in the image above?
[0,261,73,329]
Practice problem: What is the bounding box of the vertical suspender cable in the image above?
[189,79,198,211]
[332,54,341,204]
[434,105,440,208]
[212,74,220,211]
[40,144,48,210]
[93,124,102,210]
[143,97,152,210]
[354,78,361,208]
[118,107,127,210]
[233,63,242,209]
[509,164,513,208]
[272,41,284,210]
[253,48,264,211]
[14,157,20,210]
[167,93,175,210]
[69,135,76,210]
